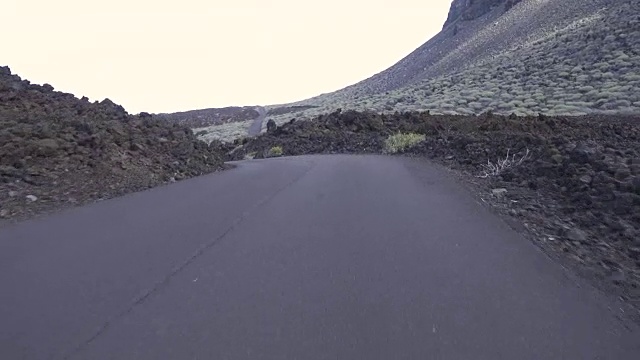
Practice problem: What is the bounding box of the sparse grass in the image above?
[192,121,252,143]
[478,149,531,178]
[384,133,426,154]
[267,146,283,158]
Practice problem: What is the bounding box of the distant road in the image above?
[248,106,267,136]
[0,155,638,359]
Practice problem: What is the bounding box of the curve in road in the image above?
[0,155,638,359]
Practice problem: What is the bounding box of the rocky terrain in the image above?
[0,66,230,222]
[229,110,640,309]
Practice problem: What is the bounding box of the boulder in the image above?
[32,138,59,156]
[565,228,588,242]
[492,188,508,197]
[266,119,277,133]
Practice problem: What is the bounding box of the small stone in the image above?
[579,175,592,184]
[445,155,454,160]
[614,167,631,181]
[551,154,564,164]
[0,209,9,218]
[130,143,145,152]
[8,191,17,197]
[35,138,59,154]
[492,188,508,197]
[26,195,38,202]
[266,119,277,133]
[631,176,640,194]
[609,269,626,284]
[565,228,588,242]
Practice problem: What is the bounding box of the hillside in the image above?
[0,66,230,221]
[156,106,260,127]
[250,0,639,128]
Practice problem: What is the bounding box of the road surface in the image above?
[0,155,638,359]
[248,106,267,136]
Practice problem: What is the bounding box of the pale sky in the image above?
[3,0,451,114]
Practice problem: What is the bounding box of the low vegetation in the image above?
[244,151,258,160]
[478,148,531,178]
[267,146,284,158]
[192,121,252,144]
[384,133,426,154]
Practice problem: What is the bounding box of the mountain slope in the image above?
[258,0,639,126]
[352,0,526,95]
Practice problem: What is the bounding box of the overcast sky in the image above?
[3,0,451,114]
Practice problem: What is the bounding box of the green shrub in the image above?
[267,146,283,157]
[384,133,426,154]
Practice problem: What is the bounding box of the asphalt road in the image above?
[248,106,267,136]
[0,155,638,359]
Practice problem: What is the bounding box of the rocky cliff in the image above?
[444,0,522,27]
